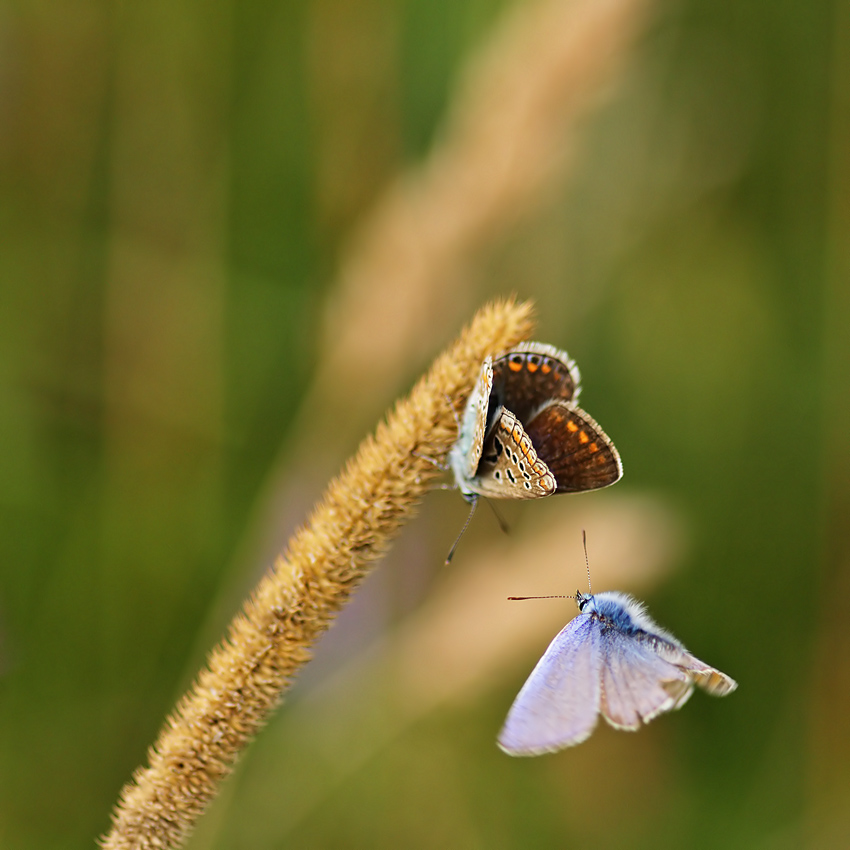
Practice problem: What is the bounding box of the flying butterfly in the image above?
[498,534,737,755]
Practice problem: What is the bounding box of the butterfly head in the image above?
[575,590,594,612]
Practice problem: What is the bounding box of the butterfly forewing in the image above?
[498,615,602,756]
[490,342,581,424]
[524,401,622,493]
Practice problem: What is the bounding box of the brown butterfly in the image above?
[450,342,622,503]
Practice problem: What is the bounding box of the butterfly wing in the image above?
[523,401,623,493]
[490,342,581,423]
[643,626,738,697]
[674,651,738,697]
[449,357,493,490]
[599,632,698,730]
[471,409,556,499]
[498,615,602,756]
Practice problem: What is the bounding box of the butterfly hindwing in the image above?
[672,650,739,697]
[472,409,556,499]
[599,632,695,730]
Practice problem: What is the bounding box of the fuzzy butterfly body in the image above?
[449,342,622,502]
[498,590,737,756]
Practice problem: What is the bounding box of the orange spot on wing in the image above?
[541,363,552,374]
[567,420,579,432]
[589,442,599,453]
[579,431,589,444]
[508,360,523,372]
[527,361,539,372]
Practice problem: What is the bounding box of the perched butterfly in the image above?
[450,342,622,502]
[446,343,622,561]
[498,538,737,756]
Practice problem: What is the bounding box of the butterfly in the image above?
[446,344,622,561]
[498,543,737,755]
[450,343,622,502]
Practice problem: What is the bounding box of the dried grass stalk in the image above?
[101,297,535,850]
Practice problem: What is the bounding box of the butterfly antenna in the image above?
[508,532,593,601]
[445,496,478,565]
[508,594,576,601]
[582,529,592,594]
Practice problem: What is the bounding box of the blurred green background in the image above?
[1,0,848,848]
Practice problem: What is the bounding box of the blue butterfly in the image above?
[498,541,737,756]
